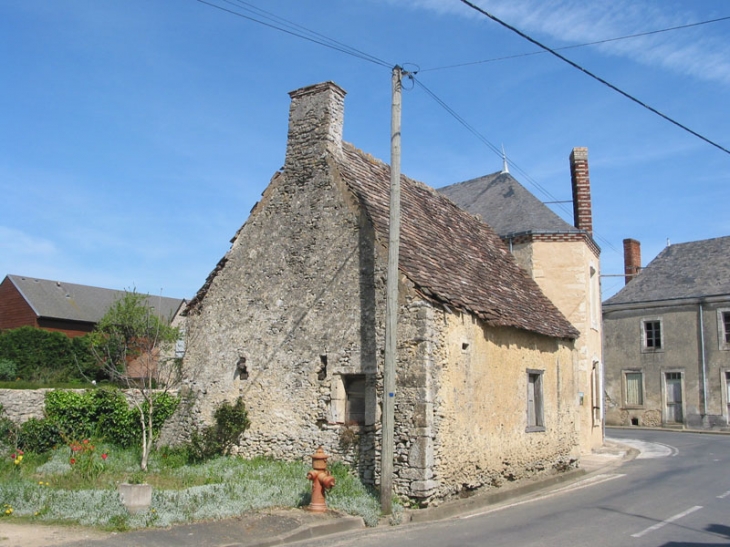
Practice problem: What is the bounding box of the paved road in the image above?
[291,429,730,547]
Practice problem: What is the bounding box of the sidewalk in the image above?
[0,442,635,547]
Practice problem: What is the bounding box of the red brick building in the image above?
[0,274,184,338]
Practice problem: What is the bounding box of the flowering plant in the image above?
[68,439,107,482]
[9,449,23,470]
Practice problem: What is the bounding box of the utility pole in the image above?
[381,65,403,515]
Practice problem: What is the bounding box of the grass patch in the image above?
[0,445,388,529]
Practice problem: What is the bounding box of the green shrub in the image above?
[0,358,17,380]
[18,418,62,453]
[0,403,18,450]
[0,327,100,384]
[44,388,179,448]
[92,388,137,446]
[188,397,250,463]
[45,390,97,440]
[12,388,180,454]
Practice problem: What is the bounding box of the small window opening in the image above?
[644,320,662,349]
[462,342,470,351]
[344,375,366,426]
[526,370,545,431]
[236,357,249,380]
[631,417,639,426]
[318,355,328,381]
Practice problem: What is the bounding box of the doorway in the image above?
[665,372,683,424]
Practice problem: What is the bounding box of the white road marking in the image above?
[631,506,703,538]
[607,437,678,458]
[460,474,625,519]
[717,490,730,499]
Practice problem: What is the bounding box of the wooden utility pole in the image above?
[381,65,403,515]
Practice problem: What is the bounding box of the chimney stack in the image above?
[570,147,593,236]
[285,82,346,177]
[623,238,641,285]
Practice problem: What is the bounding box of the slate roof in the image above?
[603,236,730,307]
[5,275,183,324]
[437,172,579,236]
[337,144,579,340]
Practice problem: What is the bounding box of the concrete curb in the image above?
[403,443,639,526]
[608,425,730,436]
[406,468,587,524]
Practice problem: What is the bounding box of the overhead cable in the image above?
[421,15,730,73]
[458,0,730,156]
[197,0,392,68]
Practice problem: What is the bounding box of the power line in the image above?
[458,0,730,157]
[196,0,623,253]
[196,0,392,69]
[421,15,730,73]
[412,75,621,255]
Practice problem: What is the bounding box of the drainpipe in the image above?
[699,302,708,419]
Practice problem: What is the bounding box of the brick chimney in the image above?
[570,147,593,235]
[285,82,346,178]
[623,238,641,285]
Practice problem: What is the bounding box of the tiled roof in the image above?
[604,236,730,306]
[6,275,184,324]
[438,172,579,236]
[337,144,579,340]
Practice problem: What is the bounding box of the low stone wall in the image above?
[0,388,178,426]
[0,388,54,424]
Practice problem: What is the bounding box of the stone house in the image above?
[603,236,730,429]
[181,81,584,503]
[438,149,603,453]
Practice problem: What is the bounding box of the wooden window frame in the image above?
[641,318,664,352]
[526,369,545,432]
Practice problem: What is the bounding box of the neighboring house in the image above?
[0,274,184,338]
[180,81,587,503]
[438,150,604,452]
[603,236,730,429]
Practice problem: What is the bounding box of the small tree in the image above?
[89,290,181,470]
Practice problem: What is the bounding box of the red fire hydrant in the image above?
[307,447,335,513]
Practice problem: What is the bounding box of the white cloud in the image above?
[387,0,730,86]
[0,227,57,258]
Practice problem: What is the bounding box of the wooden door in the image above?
[665,372,683,423]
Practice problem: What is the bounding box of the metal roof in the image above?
[5,274,184,324]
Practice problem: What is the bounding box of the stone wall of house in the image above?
[426,311,578,501]
[603,301,730,430]
[512,238,603,453]
[179,134,387,480]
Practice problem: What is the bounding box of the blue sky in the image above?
[1,0,728,301]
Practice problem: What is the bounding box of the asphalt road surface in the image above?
[293,428,730,547]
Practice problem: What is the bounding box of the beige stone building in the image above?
[181,81,585,503]
[604,237,730,430]
[439,150,604,453]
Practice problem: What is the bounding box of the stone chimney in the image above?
[623,238,641,285]
[285,82,346,177]
[570,147,593,236]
